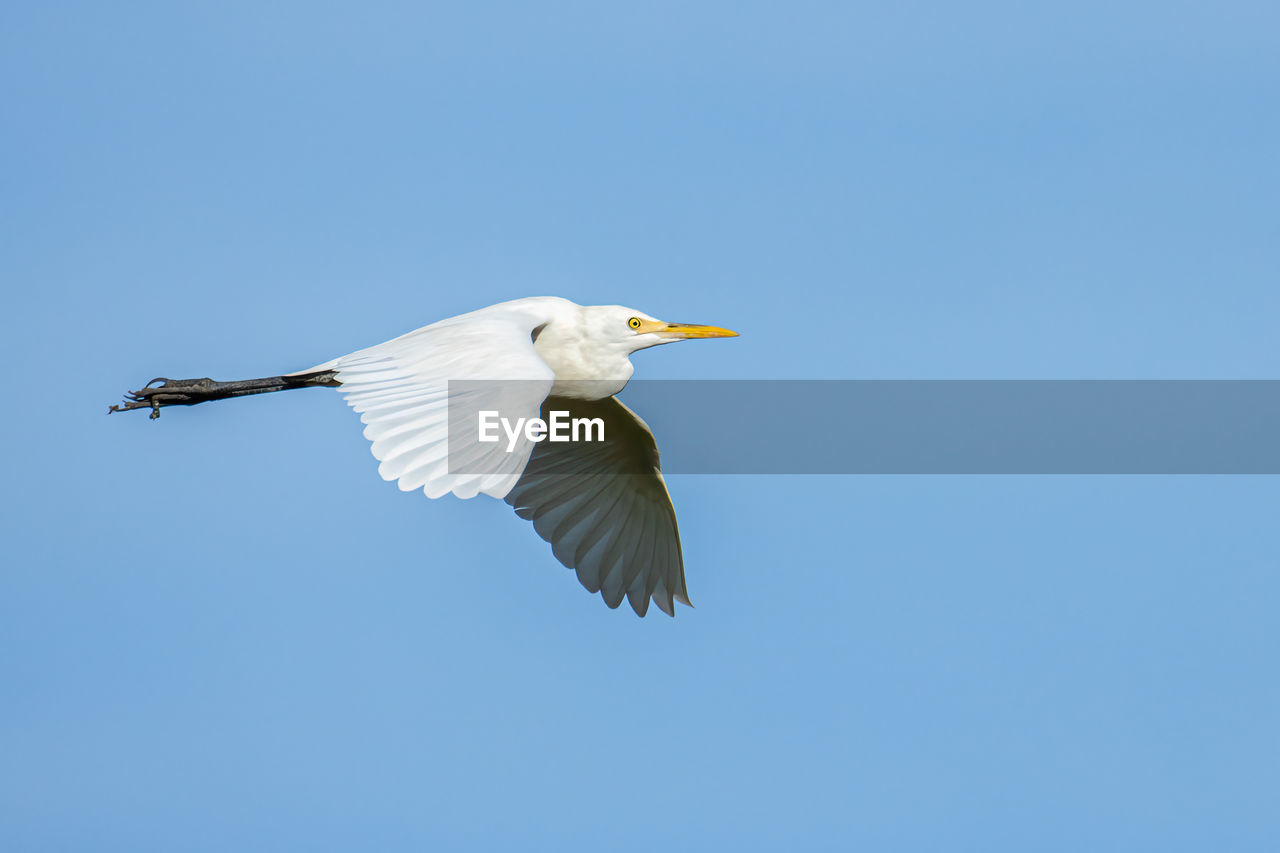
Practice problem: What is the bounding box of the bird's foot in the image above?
[109,377,220,419]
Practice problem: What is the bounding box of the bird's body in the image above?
[112,297,737,616]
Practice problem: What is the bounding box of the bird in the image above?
[110,297,738,616]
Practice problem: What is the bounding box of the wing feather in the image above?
[300,301,558,501]
[504,395,689,616]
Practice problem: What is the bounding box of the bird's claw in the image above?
[108,378,213,418]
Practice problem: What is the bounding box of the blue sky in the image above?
[3,2,1278,850]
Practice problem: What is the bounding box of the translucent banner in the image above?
[446,380,1280,474]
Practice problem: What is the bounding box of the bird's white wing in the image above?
[504,395,689,617]
[304,303,557,500]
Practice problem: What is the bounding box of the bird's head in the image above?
[534,302,739,394]
[589,305,739,355]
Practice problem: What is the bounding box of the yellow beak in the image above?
[646,322,739,339]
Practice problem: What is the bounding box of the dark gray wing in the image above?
[504,395,689,617]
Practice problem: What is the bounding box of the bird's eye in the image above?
[628,317,642,330]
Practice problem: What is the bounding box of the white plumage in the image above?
[116,297,737,616]
[303,300,564,501]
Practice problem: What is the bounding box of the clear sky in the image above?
[3,2,1278,850]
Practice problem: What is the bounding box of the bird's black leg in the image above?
[109,371,340,419]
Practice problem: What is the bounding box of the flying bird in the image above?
[110,297,738,616]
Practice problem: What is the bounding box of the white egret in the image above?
[111,297,738,616]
